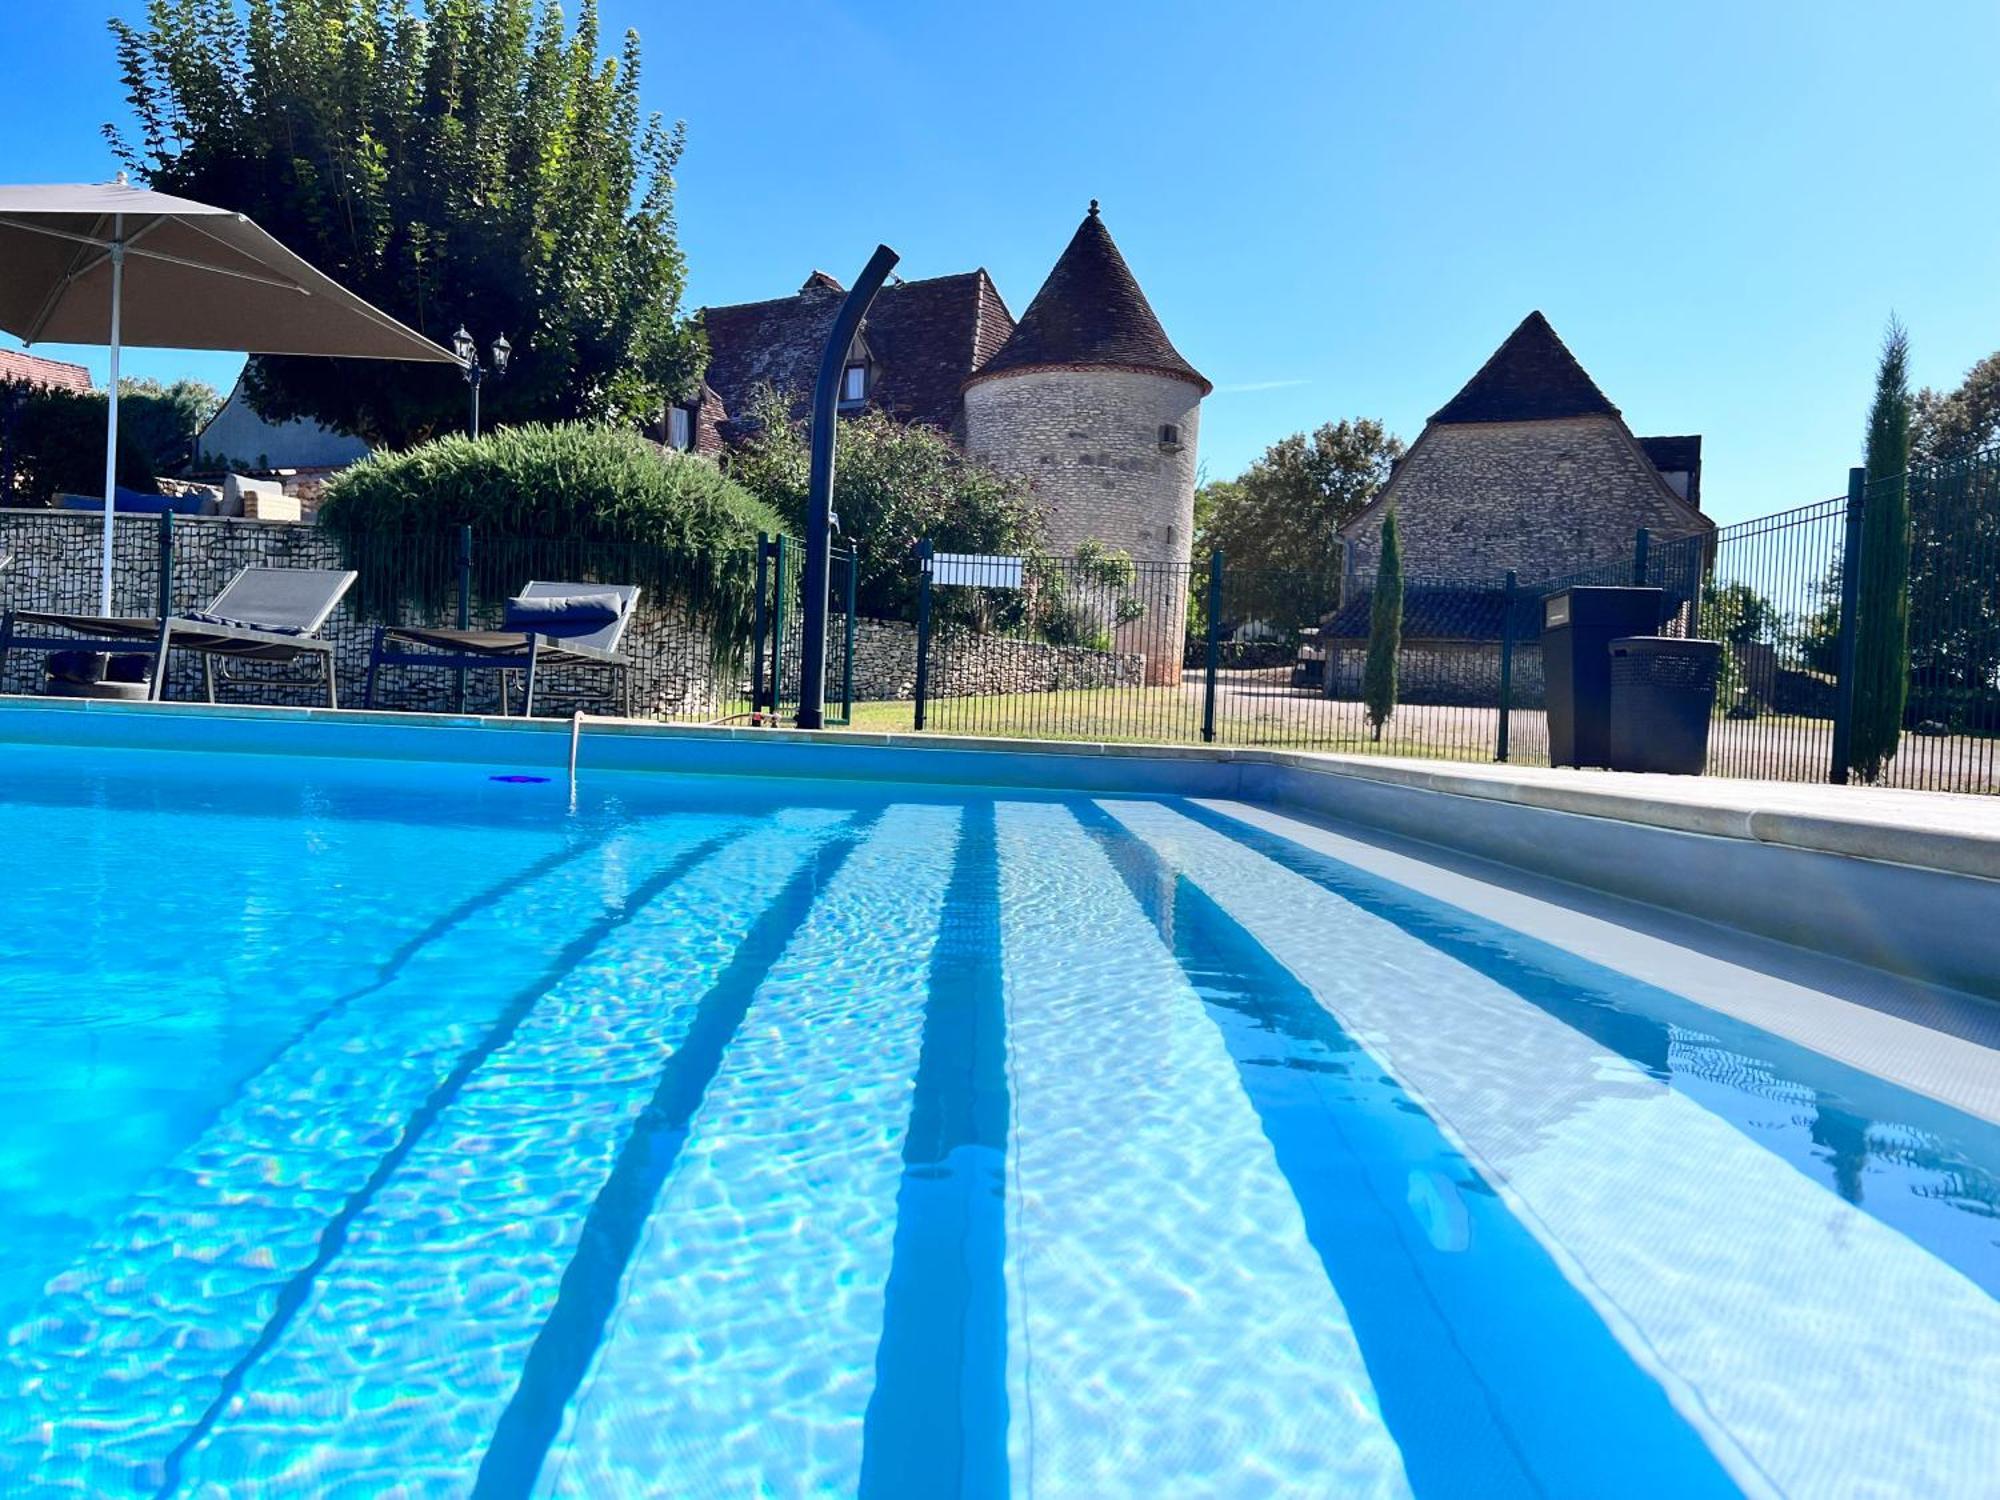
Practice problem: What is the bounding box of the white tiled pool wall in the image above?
[4,697,1997,999]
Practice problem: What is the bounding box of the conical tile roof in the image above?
[1431,311,1618,424]
[969,202,1209,394]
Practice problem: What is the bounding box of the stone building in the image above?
[960,202,1211,571]
[689,203,1207,573]
[1338,311,1710,585]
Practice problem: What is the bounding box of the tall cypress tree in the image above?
[1363,508,1404,742]
[1851,321,1913,782]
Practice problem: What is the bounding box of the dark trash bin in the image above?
[1542,586,1664,767]
[1609,636,1723,775]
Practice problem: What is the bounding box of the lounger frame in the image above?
[0,566,355,707]
[363,582,641,718]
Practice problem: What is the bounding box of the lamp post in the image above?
[453,326,512,439]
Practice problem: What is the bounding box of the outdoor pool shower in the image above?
[796,244,899,730]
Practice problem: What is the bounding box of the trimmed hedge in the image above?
[318,422,777,542]
[317,423,781,651]
[1,381,156,506]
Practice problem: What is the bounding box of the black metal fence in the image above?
[1518,497,1854,784]
[912,548,1206,742]
[886,445,1999,794]
[1898,447,2000,789]
[0,514,855,722]
[746,531,858,727]
[2,442,1994,794]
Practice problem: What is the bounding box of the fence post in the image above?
[1830,466,1867,785]
[1632,527,1650,586]
[750,533,770,721]
[771,533,790,718]
[1496,569,1516,762]
[1201,550,1223,743]
[155,509,175,619]
[453,523,472,713]
[913,539,933,731]
[841,541,859,723]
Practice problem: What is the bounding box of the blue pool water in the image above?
[2,737,1998,1497]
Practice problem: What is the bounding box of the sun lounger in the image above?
[0,566,356,707]
[363,581,642,717]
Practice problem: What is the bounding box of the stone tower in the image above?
[962,202,1209,683]
[963,202,1209,564]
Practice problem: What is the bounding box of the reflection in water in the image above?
[1181,802,2000,1292]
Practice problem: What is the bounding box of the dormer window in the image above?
[840,362,869,406]
[667,406,692,451]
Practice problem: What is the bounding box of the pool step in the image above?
[1105,798,2000,1500]
[987,801,1412,1500]
[530,804,961,1498]
[0,815,748,1495]
[1075,800,1736,1499]
[169,811,851,1495]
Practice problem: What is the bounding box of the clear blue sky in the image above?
[3,0,1996,524]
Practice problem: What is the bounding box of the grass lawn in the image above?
[840,685,1517,762]
[754,687,1993,791]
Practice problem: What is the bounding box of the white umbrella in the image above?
[0,175,463,613]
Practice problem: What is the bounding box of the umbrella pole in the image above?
[98,225,124,616]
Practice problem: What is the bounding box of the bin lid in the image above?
[1610,635,1723,659]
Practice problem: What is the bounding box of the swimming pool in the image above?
[2,731,1997,1498]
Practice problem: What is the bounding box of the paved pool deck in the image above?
[1252,751,2000,882]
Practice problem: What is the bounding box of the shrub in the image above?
[317,422,779,647]
[726,386,1043,619]
[0,381,156,505]
[1032,541,1145,650]
[117,378,223,476]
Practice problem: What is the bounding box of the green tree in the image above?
[1362,508,1403,741]
[1850,320,1913,782]
[0,381,155,504]
[725,386,1043,620]
[107,0,704,449]
[1791,561,1844,677]
[116,376,223,475]
[1702,578,1779,711]
[1032,539,1144,651]
[1906,351,2000,727]
[1913,350,2000,465]
[1198,418,1403,579]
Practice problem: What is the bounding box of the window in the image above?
[841,363,869,405]
[1158,423,1181,451]
[667,406,692,451]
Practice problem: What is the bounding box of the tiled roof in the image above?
[968,203,1209,394]
[1322,583,1513,642]
[701,270,1014,434]
[0,347,93,395]
[1431,312,1617,424]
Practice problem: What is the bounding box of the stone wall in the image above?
[763,613,1145,704]
[0,509,730,718]
[962,366,1201,686]
[1340,416,1711,583]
